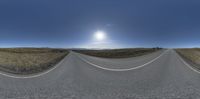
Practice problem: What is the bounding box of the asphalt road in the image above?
[0,49,200,99]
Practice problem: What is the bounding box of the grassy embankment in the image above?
[0,48,68,74]
[74,48,162,58]
[176,48,200,70]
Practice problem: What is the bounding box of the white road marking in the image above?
[76,50,169,71]
[0,55,68,79]
[176,51,200,74]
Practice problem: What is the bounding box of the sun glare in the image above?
[94,31,106,41]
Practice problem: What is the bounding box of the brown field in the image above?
[0,48,68,74]
[73,48,162,58]
[176,48,200,70]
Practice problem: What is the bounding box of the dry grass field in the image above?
[0,48,68,74]
[74,48,162,58]
[176,48,200,70]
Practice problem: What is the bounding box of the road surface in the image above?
[0,49,200,99]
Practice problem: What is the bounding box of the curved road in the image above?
[0,49,200,99]
[75,50,165,70]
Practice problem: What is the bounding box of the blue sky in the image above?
[0,0,200,48]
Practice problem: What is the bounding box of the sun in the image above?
[94,31,106,41]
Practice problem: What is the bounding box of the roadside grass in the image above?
[73,48,162,58]
[176,48,200,70]
[0,48,68,74]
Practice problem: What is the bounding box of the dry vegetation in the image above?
[74,48,162,58]
[176,48,200,70]
[0,48,68,74]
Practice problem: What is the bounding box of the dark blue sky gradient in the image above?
[0,0,200,48]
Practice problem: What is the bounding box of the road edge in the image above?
[75,50,168,71]
[175,50,200,74]
[0,53,70,79]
